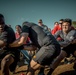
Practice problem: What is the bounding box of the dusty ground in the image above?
[0,58,76,75]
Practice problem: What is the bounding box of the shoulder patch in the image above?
[33,55,36,59]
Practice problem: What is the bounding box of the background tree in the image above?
[72,21,76,28]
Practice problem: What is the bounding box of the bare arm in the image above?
[9,33,28,47]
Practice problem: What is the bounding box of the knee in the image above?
[59,51,67,59]
[1,59,9,68]
[30,61,36,70]
[30,60,41,70]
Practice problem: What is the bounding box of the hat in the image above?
[38,19,43,23]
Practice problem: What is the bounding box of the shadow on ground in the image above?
[59,70,76,75]
[0,60,76,75]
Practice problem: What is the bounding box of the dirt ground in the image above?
[0,58,76,75]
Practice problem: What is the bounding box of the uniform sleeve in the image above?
[0,32,8,43]
[54,30,61,39]
[7,28,16,44]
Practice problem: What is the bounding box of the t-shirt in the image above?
[0,25,16,45]
[0,25,19,60]
[0,25,19,54]
[54,30,76,47]
[0,25,20,72]
[22,22,59,48]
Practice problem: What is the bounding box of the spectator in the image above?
[38,19,48,30]
[15,25,31,44]
[15,25,22,39]
[52,19,64,42]
[54,21,59,27]
[51,19,64,35]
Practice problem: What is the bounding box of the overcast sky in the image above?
[0,0,76,30]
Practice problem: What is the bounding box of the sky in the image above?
[0,0,76,31]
